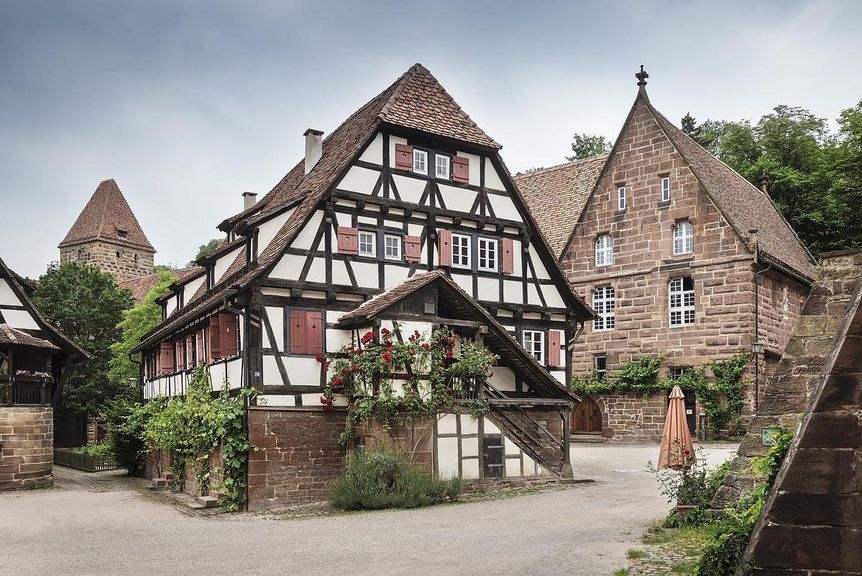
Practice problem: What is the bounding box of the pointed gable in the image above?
[59,179,154,252]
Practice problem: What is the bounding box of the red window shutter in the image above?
[404,235,422,263]
[548,330,562,367]
[221,313,239,358]
[394,144,413,169]
[306,311,324,356]
[196,330,205,365]
[337,227,358,255]
[289,309,307,354]
[501,238,514,274]
[159,342,174,375]
[453,156,470,183]
[208,315,222,360]
[437,230,452,267]
[175,340,183,371]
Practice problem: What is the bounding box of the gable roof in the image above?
[59,179,155,252]
[514,155,608,258]
[336,270,578,402]
[0,324,60,351]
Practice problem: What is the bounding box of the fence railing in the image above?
[53,449,120,472]
[0,378,51,405]
[446,376,481,400]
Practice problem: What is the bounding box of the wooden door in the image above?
[482,434,504,478]
[572,398,602,434]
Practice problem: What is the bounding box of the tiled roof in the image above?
[648,105,816,281]
[59,179,155,252]
[514,155,608,258]
[338,270,447,324]
[118,267,202,303]
[0,324,60,350]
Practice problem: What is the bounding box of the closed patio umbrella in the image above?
[657,385,695,470]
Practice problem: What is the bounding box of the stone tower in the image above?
[58,179,155,283]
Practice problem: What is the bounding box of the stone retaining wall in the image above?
[0,406,53,490]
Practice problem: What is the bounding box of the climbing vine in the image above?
[570,354,666,396]
[319,324,497,447]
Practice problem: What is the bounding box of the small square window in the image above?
[413,149,428,175]
[358,231,376,257]
[617,185,626,211]
[384,234,401,261]
[478,237,498,272]
[435,155,451,180]
[451,233,471,269]
[661,176,670,202]
[595,355,607,381]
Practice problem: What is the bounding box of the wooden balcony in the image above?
[0,376,52,406]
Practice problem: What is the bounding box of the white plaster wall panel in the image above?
[550,314,566,322]
[543,287,566,309]
[305,258,326,283]
[257,395,296,407]
[437,437,459,477]
[437,414,458,435]
[326,328,352,352]
[0,279,23,306]
[331,260,351,286]
[462,220,477,229]
[457,152,480,186]
[336,293,364,302]
[523,312,541,320]
[302,393,323,407]
[264,307,284,350]
[451,273,473,296]
[336,166,379,195]
[529,247,551,280]
[407,223,424,237]
[2,309,39,330]
[351,262,378,289]
[511,239,523,276]
[488,194,521,222]
[262,356,282,386]
[503,280,523,304]
[331,395,349,407]
[326,310,344,323]
[437,216,453,225]
[484,158,506,191]
[389,208,404,217]
[505,458,522,478]
[477,277,498,302]
[335,199,356,209]
[438,184,475,213]
[357,215,376,226]
[256,209,294,254]
[502,436,519,456]
[461,437,478,458]
[292,211,323,250]
[227,359,244,389]
[214,247,242,283]
[165,297,178,318]
[489,367,516,391]
[397,321,431,339]
[461,458,479,479]
[497,309,513,318]
[284,357,320,386]
[551,370,567,385]
[383,219,402,229]
[270,254,304,281]
[527,284,542,306]
[523,454,537,475]
[335,212,352,227]
[384,265,409,289]
[485,418,501,434]
[461,415,479,435]
[261,287,292,298]
[388,135,408,168]
[359,132,383,165]
[392,174,425,205]
[183,276,205,304]
[301,290,326,299]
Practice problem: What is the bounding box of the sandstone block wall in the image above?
[246,407,345,511]
[60,240,154,283]
[594,392,668,442]
[0,406,53,490]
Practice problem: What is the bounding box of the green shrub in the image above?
[329,448,461,510]
[70,441,113,458]
[655,454,732,528]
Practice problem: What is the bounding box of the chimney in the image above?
[242,191,257,210]
[759,172,769,195]
[304,128,324,175]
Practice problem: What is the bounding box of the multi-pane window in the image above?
[617,185,626,210]
[435,155,451,180]
[595,234,613,267]
[592,286,615,331]
[478,237,498,271]
[669,366,691,380]
[413,149,428,175]
[595,355,608,381]
[384,234,401,260]
[661,176,671,202]
[669,277,696,326]
[522,330,545,364]
[451,233,471,269]
[358,230,376,257]
[673,220,694,255]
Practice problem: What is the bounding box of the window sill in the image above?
[658,200,672,209]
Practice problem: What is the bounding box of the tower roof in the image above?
[59,179,155,252]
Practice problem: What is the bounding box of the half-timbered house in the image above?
[131,64,593,510]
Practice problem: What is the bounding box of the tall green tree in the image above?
[108,269,176,390]
[188,238,222,265]
[567,133,613,161]
[32,262,133,417]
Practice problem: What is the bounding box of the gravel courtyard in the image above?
[1,444,736,576]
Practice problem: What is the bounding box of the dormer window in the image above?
[413,149,428,175]
[435,155,451,180]
[673,220,694,255]
[117,228,128,239]
[595,234,613,267]
[617,185,626,211]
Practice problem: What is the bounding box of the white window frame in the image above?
[383,234,401,261]
[594,355,607,381]
[477,237,498,272]
[358,230,376,257]
[592,286,615,332]
[413,149,428,175]
[673,220,694,255]
[617,185,626,211]
[451,233,471,270]
[435,155,451,180]
[522,330,545,364]
[661,176,670,202]
[669,277,696,327]
[595,234,613,267]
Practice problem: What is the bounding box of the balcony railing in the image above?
[0,376,52,406]
[446,375,482,401]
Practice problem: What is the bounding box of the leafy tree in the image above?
[31,263,133,418]
[189,238,223,265]
[566,133,613,161]
[108,269,176,391]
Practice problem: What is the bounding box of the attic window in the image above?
[117,229,128,239]
[413,149,428,175]
[435,155,451,180]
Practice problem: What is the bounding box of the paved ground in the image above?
[1,443,736,576]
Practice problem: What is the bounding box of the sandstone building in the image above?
[59,179,156,283]
[517,69,816,441]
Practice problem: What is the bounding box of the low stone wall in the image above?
[0,406,53,490]
[246,407,346,511]
[595,392,667,442]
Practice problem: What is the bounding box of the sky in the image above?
[1,0,860,278]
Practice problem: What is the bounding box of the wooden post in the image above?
[561,406,573,479]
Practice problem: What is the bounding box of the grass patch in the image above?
[627,522,720,575]
[612,569,630,576]
[626,549,647,559]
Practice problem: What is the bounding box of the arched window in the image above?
[595,234,613,266]
[673,220,694,255]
